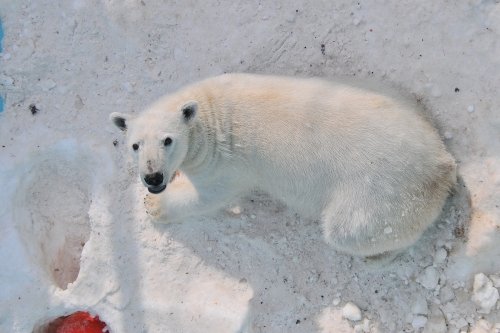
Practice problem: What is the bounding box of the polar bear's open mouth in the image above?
[148,184,167,194]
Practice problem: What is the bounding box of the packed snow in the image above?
[0,0,499,332]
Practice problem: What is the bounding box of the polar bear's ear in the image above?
[110,112,130,131]
[181,101,198,123]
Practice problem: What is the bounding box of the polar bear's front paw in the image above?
[144,193,163,219]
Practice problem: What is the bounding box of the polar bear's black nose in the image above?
[144,172,164,186]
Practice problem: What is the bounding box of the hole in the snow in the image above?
[33,311,109,333]
[13,142,97,290]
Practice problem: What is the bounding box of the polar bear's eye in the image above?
[132,143,139,151]
[164,137,173,146]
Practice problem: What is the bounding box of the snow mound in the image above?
[12,140,103,289]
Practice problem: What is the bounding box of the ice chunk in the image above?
[411,295,429,315]
[342,302,362,321]
[471,273,499,314]
[412,315,428,329]
[418,267,440,290]
[433,248,447,265]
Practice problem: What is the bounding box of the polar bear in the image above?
[110,73,456,260]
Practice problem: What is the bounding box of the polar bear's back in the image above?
[196,73,432,147]
[192,73,451,180]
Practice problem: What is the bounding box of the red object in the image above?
[53,311,108,333]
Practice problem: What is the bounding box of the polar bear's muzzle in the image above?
[143,171,179,194]
[144,172,167,194]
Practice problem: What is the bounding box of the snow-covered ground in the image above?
[0,1,499,332]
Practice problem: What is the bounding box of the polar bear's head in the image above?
[110,101,198,194]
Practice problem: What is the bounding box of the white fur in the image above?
[111,73,456,257]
